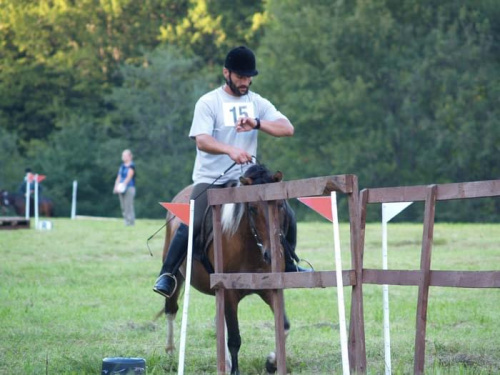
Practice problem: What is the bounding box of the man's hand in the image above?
[235,117,257,132]
[228,146,253,164]
[195,133,252,163]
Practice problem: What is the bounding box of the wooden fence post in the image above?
[414,185,437,374]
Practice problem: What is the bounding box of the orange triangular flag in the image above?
[27,173,46,183]
[159,202,190,225]
[297,196,333,222]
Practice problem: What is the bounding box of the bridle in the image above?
[246,200,289,265]
[247,202,268,262]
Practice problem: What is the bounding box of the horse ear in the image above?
[240,176,253,186]
[273,171,283,182]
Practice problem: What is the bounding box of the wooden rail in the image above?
[0,216,30,230]
[359,179,500,374]
[208,174,365,374]
[207,176,500,374]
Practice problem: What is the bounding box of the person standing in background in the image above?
[113,149,136,226]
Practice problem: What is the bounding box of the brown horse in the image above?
[161,164,291,375]
[0,190,54,217]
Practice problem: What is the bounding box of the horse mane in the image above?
[221,164,280,236]
[221,203,244,237]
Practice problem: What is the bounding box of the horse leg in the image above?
[164,275,184,354]
[41,202,51,217]
[224,320,233,373]
[165,312,176,354]
[15,200,24,216]
[225,292,242,375]
[259,291,290,374]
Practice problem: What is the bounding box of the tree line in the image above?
[1,0,499,222]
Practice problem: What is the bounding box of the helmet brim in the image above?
[230,69,259,77]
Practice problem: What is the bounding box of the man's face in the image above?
[224,68,252,96]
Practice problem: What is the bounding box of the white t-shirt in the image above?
[189,87,288,184]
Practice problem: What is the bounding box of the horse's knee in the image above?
[227,335,241,352]
[164,293,180,316]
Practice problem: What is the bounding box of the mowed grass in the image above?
[0,218,499,374]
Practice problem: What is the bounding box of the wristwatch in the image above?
[254,117,261,130]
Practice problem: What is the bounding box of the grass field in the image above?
[1,218,499,374]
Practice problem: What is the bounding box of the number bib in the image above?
[223,102,256,126]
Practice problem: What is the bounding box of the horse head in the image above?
[234,164,287,267]
[239,164,283,186]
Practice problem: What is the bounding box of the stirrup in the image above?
[297,258,314,272]
[153,273,178,298]
[287,259,314,272]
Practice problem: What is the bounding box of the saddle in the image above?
[192,205,216,274]
[191,180,239,274]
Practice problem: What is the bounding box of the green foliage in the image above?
[26,116,117,218]
[105,46,212,218]
[257,0,500,221]
[1,0,500,221]
[22,46,213,218]
[159,0,266,66]
[0,128,25,192]
[0,0,199,148]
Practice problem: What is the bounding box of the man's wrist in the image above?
[254,117,261,130]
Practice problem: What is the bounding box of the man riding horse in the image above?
[153,46,309,298]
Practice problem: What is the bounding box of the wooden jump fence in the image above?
[207,176,500,374]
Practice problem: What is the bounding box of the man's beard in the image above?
[226,75,251,96]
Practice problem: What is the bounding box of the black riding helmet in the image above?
[224,46,259,77]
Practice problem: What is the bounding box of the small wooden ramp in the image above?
[0,216,30,230]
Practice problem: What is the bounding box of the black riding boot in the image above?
[283,236,311,272]
[153,224,189,298]
[283,205,312,272]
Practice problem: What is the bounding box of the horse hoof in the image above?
[165,345,175,354]
[265,352,277,374]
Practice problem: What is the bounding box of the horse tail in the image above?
[153,307,166,321]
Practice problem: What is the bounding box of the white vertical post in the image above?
[25,174,30,219]
[178,199,195,375]
[381,202,413,375]
[34,174,39,229]
[71,180,78,219]
[381,219,391,375]
[331,192,350,375]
